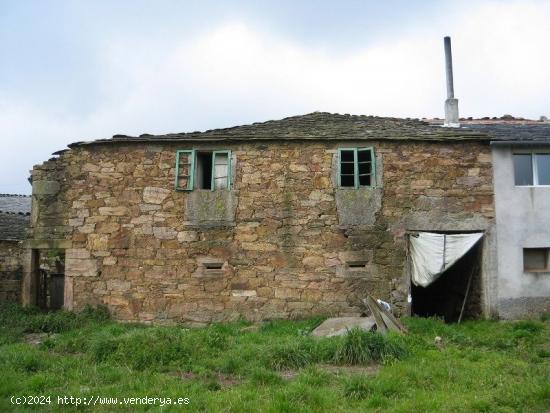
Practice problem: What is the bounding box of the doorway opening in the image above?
[34,249,65,310]
[410,233,482,323]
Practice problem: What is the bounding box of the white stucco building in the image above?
[468,121,550,318]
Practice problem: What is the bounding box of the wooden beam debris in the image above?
[363,295,408,335]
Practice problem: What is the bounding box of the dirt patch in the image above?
[169,371,197,381]
[279,370,299,380]
[317,363,379,376]
[168,370,242,388]
[24,333,55,346]
[239,324,261,333]
[277,364,378,381]
[216,373,242,388]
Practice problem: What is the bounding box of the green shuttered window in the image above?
[338,148,376,188]
[175,150,232,191]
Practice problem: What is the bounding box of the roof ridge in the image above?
[0,210,31,216]
[64,112,492,148]
[102,113,441,140]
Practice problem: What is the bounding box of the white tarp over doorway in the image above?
[410,232,483,287]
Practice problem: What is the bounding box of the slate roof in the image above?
[0,195,31,241]
[68,112,490,148]
[462,122,550,142]
[0,194,31,214]
[425,118,550,143]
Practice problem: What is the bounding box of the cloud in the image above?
[2,0,550,193]
[453,0,550,116]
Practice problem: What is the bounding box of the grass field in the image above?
[0,304,549,412]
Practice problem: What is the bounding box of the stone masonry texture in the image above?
[28,114,495,324]
[0,195,30,304]
[0,240,25,303]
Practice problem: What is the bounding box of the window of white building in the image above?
[513,153,550,186]
[523,248,550,272]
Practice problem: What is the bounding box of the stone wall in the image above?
[0,240,26,303]
[28,140,495,324]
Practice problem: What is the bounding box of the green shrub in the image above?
[218,357,240,374]
[18,352,46,373]
[78,305,111,322]
[0,345,49,373]
[511,320,543,334]
[89,335,120,362]
[297,366,331,386]
[312,337,341,362]
[343,375,372,400]
[89,327,191,370]
[0,326,24,345]
[250,367,283,386]
[333,328,408,365]
[266,342,313,370]
[533,382,550,405]
[205,380,222,391]
[259,317,325,336]
[0,304,110,336]
[205,329,228,350]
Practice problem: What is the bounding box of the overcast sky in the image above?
[2,0,550,194]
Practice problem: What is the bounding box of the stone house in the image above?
[0,194,31,303]
[23,113,501,324]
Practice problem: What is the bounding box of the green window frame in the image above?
[174,149,232,191]
[338,147,376,188]
[211,150,232,190]
[175,150,195,191]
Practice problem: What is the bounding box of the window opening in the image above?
[523,248,549,272]
[175,150,231,191]
[204,262,223,270]
[513,153,550,186]
[338,148,375,188]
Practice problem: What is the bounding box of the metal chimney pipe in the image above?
[443,36,460,127]
[444,36,454,99]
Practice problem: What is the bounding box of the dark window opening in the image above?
[175,150,231,191]
[523,248,549,272]
[34,249,65,310]
[340,150,354,162]
[340,175,355,187]
[358,149,372,186]
[340,150,356,187]
[204,262,223,270]
[347,261,367,270]
[358,174,371,186]
[196,152,213,189]
[536,154,550,185]
[513,153,550,186]
[339,148,374,188]
[514,154,533,185]
[411,241,482,323]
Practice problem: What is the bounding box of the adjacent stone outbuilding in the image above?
[0,194,31,304]
[23,113,498,323]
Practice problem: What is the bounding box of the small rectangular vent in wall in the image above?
[347,261,368,270]
[204,262,223,270]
